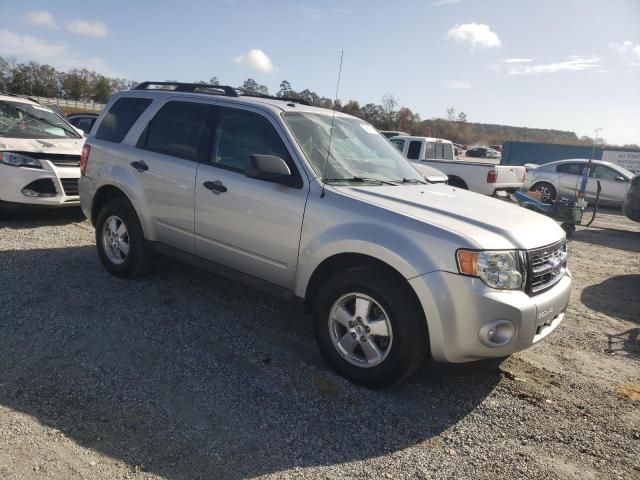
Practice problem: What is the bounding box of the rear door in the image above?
[194,105,308,289]
[133,100,212,253]
[555,162,584,199]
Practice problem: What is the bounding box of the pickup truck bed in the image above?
[417,159,526,196]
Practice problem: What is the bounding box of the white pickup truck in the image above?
[390,136,526,196]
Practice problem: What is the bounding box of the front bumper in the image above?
[0,162,80,207]
[409,269,572,363]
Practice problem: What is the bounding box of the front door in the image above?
[589,164,630,205]
[194,106,308,289]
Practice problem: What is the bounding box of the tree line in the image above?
[2,56,635,147]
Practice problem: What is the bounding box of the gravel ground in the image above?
[0,207,638,480]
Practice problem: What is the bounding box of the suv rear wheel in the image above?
[95,198,151,278]
[313,267,428,388]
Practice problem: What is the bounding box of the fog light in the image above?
[479,320,515,347]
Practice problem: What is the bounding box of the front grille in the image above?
[14,152,81,167]
[526,240,568,294]
[61,178,79,196]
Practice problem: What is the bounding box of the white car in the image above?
[0,94,84,212]
[390,136,525,196]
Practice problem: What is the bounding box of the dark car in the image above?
[623,174,640,223]
[66,112,99,134]
[466,147,499,159]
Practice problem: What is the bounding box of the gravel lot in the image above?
[0,207,638,480]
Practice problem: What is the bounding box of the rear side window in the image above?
[95,97,152,143]
[139,101,210,161]
[556,163,585,175]
[212,108,291,173]
[407,140,422,160]
[590,165,620,181]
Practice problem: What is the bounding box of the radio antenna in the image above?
[320,50,344,198]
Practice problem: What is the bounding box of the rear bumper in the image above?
[0,162,80,207]
[409,270,572,363]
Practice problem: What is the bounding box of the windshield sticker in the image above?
[31,104,54,113]
[360,124,378,134]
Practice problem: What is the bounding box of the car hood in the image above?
[336,183,566,250]
[412,163,449,183]
[0,137,84,155]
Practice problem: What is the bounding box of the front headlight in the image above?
[1,152,43,169]
[457,250,525,290]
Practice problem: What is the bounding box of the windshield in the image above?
[0,100,80,139]
[283,112,423,184]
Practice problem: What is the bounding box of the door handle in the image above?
[130,161,149,172]
[203,180,227,194]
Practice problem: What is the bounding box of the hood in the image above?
[0,137,84,155]
[336,183,566,250]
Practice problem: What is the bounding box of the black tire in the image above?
[313,267,429,388]
[531,182,556,204]
[95,198,152,278]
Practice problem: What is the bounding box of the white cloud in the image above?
[24,10,58,29]
[65,19,109,38]
[432,0,463,6]
[609,41,640,63]
[234,48,277,73]
[502,58,532,63]
[0,28,122,77]
[444,80,471,89]
[446,23,501,50]
[508,56,600,75]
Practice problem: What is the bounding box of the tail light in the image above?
[80,144,91,176]
[487,169,498,183]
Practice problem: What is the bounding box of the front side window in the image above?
[95,97,152,143]
[140,101,210,161]
[0,101,80,139]
[590,165,621,181]
[213,108,291,173]
[283,112,423,183]
[391,139,405,152]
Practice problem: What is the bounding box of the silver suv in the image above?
[79,82,572,388]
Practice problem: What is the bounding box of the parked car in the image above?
[623,174,640,222]
[0,93,84,212]
[67,112,99,134]
[467,147,500,159]
[391,136,526,195]
[522,159,634,207]
[80,81,571,388]
[490,145,503,154]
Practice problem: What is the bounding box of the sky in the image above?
[1,0,639,146]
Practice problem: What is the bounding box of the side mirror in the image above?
[615,175,627,182]
[246,154,295,186]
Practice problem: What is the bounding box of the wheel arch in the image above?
[302,253,424,321]
[91,185,148,238]
[447,175,468,189]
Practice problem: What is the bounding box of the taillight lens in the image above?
[487,169,497,183]
[80,144,91,176]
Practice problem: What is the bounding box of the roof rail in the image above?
[133,82,239,97]
[132,82,312,106]
[235,88,311,106]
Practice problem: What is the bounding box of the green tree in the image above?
[240,78,268,94]
[277,80,294,97]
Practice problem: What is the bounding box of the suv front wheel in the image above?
[95,198,151,278]
[313,267,428,388]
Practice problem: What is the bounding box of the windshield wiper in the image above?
[398,178,427,184]
[323,176,397,186]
